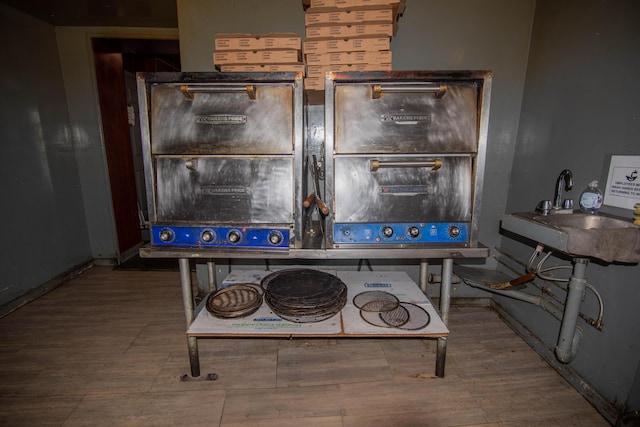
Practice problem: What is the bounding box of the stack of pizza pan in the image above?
[262,269,347,323]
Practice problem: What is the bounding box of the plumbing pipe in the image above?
[585,282,604,329]
[486,249,597,363]
[428,273,463,284]
[534,251,605,331]
[463,279,564,321]
[555,258,589,363]
[494,250,604,331]
[429,267,561,318]
[463,273,587,364]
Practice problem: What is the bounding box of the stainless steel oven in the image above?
[324,71,492,248]
[137,72,304,249]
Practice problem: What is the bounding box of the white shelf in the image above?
[187,270,448,338]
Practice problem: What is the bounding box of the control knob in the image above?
[201,229,215,243]
[227,230,242,244]
[382,226,394,238]
[268,231,283,245]
[448,225,461,239]
[159,228,174,242]
[408,226,420,238]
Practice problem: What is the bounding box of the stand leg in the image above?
[207,261,216,292]
[179,258,200,377]
[419,259,429,293]
[435,337,447,378]
[187,336,200,378]
[435,258,453,378]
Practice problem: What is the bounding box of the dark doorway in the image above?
[92,38,180,260]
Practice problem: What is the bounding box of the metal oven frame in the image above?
[137,72,305,249]
[324,70,492,249]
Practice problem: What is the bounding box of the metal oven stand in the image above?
[142,246,488,379]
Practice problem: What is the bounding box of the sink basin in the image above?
[501,211,640,263]
[532,213,636,230]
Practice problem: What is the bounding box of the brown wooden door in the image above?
[93,42,141,256]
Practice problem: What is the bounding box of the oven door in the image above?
[334,82,478,154]
[155,155,293,224]
[329,155,472,246]
[150,82,294,155]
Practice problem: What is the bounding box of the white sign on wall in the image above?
[604,155,640,209]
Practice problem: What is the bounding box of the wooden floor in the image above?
[0,266,608,426]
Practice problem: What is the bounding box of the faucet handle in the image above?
[562,199,574,210]
[536,200,552,215]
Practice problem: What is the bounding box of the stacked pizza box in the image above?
[302,0,406,90]
[213,33,304,73]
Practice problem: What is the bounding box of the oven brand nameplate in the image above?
[195,114,247,125]
[381,114,431,124]
[199,185,249,195]
[379,185,429,195]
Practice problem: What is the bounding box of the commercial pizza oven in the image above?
[324,71,492,248]
[137,72,304,250]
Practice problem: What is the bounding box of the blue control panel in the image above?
[151,225,290,249]
[332,222,469,244]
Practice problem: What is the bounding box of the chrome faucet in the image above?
[553,169,574,209]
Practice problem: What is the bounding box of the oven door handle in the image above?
[369,159,442,172]
[181,84,257,100]
[372,83,447,99]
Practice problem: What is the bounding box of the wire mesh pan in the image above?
[359,302,430,330]
[206,284,263,319]
[360,304,410,328]
[261,269,347,323]
[379,304,411,327]
[353,291,399,312]
[393,302,431,330]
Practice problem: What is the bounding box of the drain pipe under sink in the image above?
[450,261,588,363]
[555,257,589,363]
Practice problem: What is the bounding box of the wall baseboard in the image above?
[0,260,93,318]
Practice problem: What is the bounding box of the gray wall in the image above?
[0,4,178,305]
[498,0,640,422]
[178,0,306,72]
[0,5,92,306]
[178,0,536,295]
[55,26,179,261]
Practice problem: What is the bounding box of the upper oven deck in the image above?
[150,81,295,155]
[334,81,478,154]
